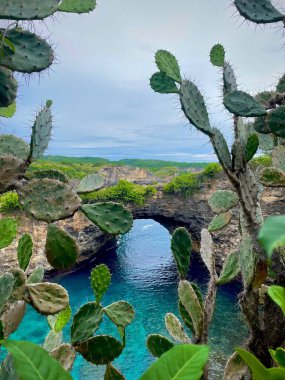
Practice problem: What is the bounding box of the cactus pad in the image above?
[210,44,225,67]
[217,251,240,285]
[81,202,133,234]
[165,313,190,343]
[0,102,16,118]
[146,334,174,358]
[1,29,54,73]
[43,330,63,352]
[223,62,237,96]
[253,116,271,134]
[200,229,215,275]
[171,227,192,279]
[27,266,44,284]
[208,190,239,214]
[0,272,15,313]
[0,67,17,108]
[234,0,284,24]
[51,344,76,372]
[48,305,71,333]
[245,134,259,162]
[29,169,68,183]
[0,1,60,20]
[259,167,285,187]
[77,173,105,193]
[178,280,203,339]
[212,128,232,169]
[0,155,26,193]
[180,80,212,136]
[268,106,285,138]
[0,135,29,160]
[208,211,232,232]
[150,72,179,94]
[239,233,256,289]
[45,224,78,270]
[223,90,266,117]
[71,302,103,344]
[17,233,33,271]
[59,0,97,14]
[105,364,125,380]
[27,282,69,315]
[1,301,26,338]
[104,301,135,327]
[255,91,277,108]
[155,50,181,83]
[277,74,285,93]
[30,103,53,160]
[90,264,111,302]
[75,335,123,365]
[0,217,17,249]
[178,301,194,331]
[18,179,81,222]
[272,145,285,172]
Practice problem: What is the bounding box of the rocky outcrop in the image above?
[1,172,285,275]
[0,212,116,275]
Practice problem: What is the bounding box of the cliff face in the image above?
[0,211,116,275]
[1,172,285,275]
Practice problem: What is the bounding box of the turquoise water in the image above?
[10,219,247,379]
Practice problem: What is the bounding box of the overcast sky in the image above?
[2,0,285,162]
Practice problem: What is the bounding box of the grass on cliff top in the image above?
[81,180,157,206]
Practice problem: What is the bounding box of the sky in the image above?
[2,0,285,162]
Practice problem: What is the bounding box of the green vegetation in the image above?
[250,155,272,169]
[81,180,156,206]
[163,163,222,196]
[0,191,20,212]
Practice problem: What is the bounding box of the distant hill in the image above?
[42,156,208,173]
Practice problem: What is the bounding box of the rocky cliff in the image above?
[1,172,285,275]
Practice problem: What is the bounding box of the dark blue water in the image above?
[10,219,247,379]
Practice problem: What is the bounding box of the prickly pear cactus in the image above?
[104,301,135,327]
[0,217,17,249]
[0,135,29,160]
[234,0,284,24]
[147,334,174,357]
[77,173,105,193]
[208,190,238,214]
[0,67,17,108]
[170,227,192,279]
[90,264,111,302]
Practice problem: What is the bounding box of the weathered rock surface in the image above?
[1,172,285,275]
[0,211,115,275]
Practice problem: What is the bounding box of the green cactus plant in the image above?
[146,334,174,358]
[17,233,33,271]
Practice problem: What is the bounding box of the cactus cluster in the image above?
[149,2,285,373]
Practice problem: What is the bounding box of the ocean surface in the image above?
[10,219,247,379]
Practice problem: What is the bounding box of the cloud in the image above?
[2,0,285,162]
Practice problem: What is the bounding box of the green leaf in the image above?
[17,234,33,271]
[0,102,16,118]
[171,227,192,279]
[237,348,285,379]
[47,306,71,333]
[268,286,285,315]
[270,348,285,368]
[140,344,209,380]
[2,340,72,380]
[259,216,285,257]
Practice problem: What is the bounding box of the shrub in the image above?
[250,155,272,169]
[163,172,199,196]
[202,162,222,177]
[0,191,20,212]
[81,180,156,206]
